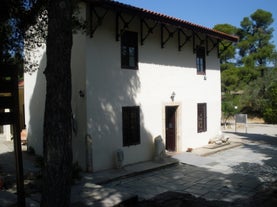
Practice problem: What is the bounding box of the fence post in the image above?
[0,64,25,206]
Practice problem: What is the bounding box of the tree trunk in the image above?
[41,0,73,206]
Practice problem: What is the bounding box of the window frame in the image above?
[122,106,140,146]
[196,46,206,75]
[121,31,138,70]
[197,103,207,133]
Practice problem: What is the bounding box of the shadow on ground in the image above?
[113,131,277,206]
[1,129,277,206]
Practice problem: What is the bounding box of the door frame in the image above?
[162,103,181,152]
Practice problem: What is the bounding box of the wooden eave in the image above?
[85,0,239,43]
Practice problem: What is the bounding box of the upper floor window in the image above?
[122,106,140,146]
[197,103,207,133]
[196,46,206,74]
[121,31,138,69]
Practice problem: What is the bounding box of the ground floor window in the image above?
[197,103,207,133]
[122,106,140,146]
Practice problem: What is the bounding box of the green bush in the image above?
[263,80,277,124]
[263,108,277,124]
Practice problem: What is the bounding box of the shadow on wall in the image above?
[26,48,87,168]
[140,34,196,69]
[139,24,219,71]
[26,52,46,156]
[26,40,155,171]
[86,36,154,170]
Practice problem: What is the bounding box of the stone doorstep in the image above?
[204,142,231,149]
[88,157,179,185]
[192,142,243,156]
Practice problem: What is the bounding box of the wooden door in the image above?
[165,106,177,151]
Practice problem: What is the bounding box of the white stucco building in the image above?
[24,0,238,172]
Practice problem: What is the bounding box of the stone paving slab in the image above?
[99,126,277,203]
[0,191,39,207]
[71,183,137,207]
[102,163,267,202]
[0,141,178,206]
[86,157,179,185]
[1,124,276,206]
[0,191,16,207]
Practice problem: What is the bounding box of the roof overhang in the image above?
[85,0,238,42]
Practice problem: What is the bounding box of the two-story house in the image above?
[24,0,238,172]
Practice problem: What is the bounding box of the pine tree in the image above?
[40,0,73,206]
[237,9,275,73]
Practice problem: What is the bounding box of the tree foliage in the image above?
[263,76,277,123]
[221,93,240,126]
[237,9,275,69]
[24,9,48,73]
[216,9,277,123]
[0,0,47,77]
[0,0,46,63]
[1,0,75,206]
[214,24,238,66]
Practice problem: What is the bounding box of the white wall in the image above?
[24,45,46,155]
[24,3,89,170]
[25,4,222,172]
[70,3,88,170]
[85,12,221,171]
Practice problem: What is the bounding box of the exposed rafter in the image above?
[115,12,136,41]
[218,41,234,57]
[88,6,109,37]
[140,19,158,45]
[206,36,219,56]
[87,0,238,43]
[87,1,238,56]
[178,28,192,51]
[161,24,177,48]
[193,32,205,53]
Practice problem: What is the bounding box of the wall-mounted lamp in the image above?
[79,90,85,98]
[170,91,176,102]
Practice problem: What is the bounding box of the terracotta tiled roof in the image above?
[87,0,238,42]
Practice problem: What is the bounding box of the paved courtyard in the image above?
[1,124,277,206]
[101,124,277,202]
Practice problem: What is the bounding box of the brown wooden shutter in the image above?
[122,106,140,146]
[197,103,207,133]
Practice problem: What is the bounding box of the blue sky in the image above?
[117,0,277,46]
